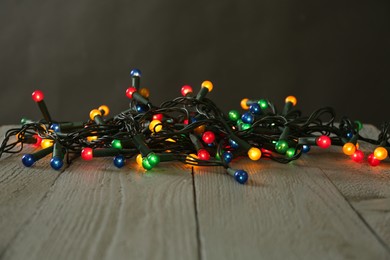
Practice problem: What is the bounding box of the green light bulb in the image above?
[286,148,296,158]
[354,120,363,131]
[111,139,122,149]
[275,140,289,154]
[142,158,153,170]
[228,110,240,122]
[241,123,251,130]
[147,152,160,167]
[258,99,268,110]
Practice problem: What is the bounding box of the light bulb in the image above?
[248,147,261,161]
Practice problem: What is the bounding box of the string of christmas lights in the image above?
[0,69,389,184]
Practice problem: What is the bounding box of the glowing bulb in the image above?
[248,147,261,161]
[22,154,35,167]
[126,87,137,99]
[197,149,210,160]
[111,139,122,149]
[87,136,98,142]
[136,154,143,166]
[139,88,150,98]
[113,155,125,168]
[286,148,296,158]
[142,157,153,170]
[147,153,160,167]
[241,112,254,124]
[316,135,331,149]
[89,109,102,120]
[234,170,248,184]
[374,147,388,161]
[149,120,162,132]
[153,113,163,121]
[258,99,268,109]
[249,103,261,115]
[241,98,250,110]
[275,140,289,154]
[202,131,215,144]
[302,145,310,153]
[194,125,206,134]
[367,153,380,166]
[81,148,93,160]
[223,151,233,163]
[32,90,44,102]
[98,105,110,116]
[228,110,240,121]
[285,96,297,106]
[41,139,54,149]
[50,156,63,170]
[130,69,141,77]
[34,135,42,147]
[186,153,198,163]
[343,143,356,156]
[181,85,193,96]
[351,150,364,163]
[201,81,213,92]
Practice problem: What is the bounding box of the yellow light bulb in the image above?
[285,96,297,106]
[248,147,262,161]
[342,143,356,156]
[98,105,110,116]
[165,138,176,143]
[89,109,102,120]
[194,125,206,135]
[201,80,213,92]
[241,98,249,110]
[186,154,198,164]
[87,136,98,142]
[374,147,388,161]
[139,88,150,98]
[149,120,162,132]
[136,154,143,166]
[41,139,54,149]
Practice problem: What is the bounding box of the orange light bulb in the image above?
[136,154,143,166]
[89,109,102,120]
[149,120,162,132]
[374,147,388,161]
[241,98,250,110]
[201,81,213,92]
[98,105,110,116]
[41,139,54,149]
[342,143,356,156]
[248,147,262,161]
[285,96,297,106]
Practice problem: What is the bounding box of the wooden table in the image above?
[0,125,389,260]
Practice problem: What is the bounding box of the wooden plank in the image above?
[0,125,62,255]
[194,159,390,259]
[299,124,390,249]
[1,157,197,260]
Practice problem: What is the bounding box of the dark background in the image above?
[0,0,389,127]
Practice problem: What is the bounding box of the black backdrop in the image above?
[1,0,389,127]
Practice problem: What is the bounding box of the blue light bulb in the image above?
[114,155,125,168]
[241,112,254,124]
[346,132,353,139]
[22,154,35,167]
[302,145,311,153]
[130,69,141,77]
[234,170,248,184]
[223,151,233,163]
[50,124,61,132]
[50,156,63,170]
[249,103,261,115]
[229,139,239,149]
[136,104,148,113]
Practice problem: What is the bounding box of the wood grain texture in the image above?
[194,159,390,260]
[1,157,197,260]
[0,125,62,255]
[299,124,390,249]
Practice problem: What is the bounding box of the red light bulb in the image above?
[153,114,163,121]
[81,148,93,160]
[197,149,210,160]
[32,90,44,102]
[202,131,215,144]
[33,134,42,147]
[367,153,380,166]
[183,119,189,125]
[126,87,137,99]
[316,135,331,149]
[351,150,364,163]
[181,85,193,96]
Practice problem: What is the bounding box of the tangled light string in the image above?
[0,69,389,184]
